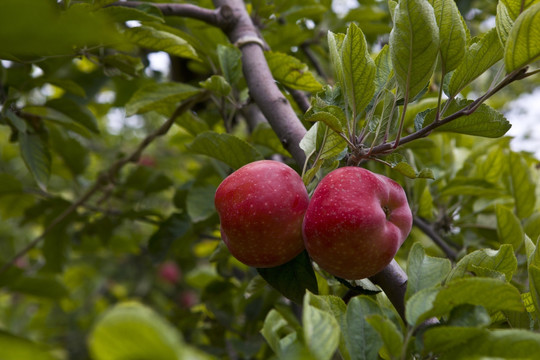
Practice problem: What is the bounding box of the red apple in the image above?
[158,261,181,284]
[214,160,309,268]
[302,167,412,280]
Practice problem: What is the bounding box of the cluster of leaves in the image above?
[0,0,539,359]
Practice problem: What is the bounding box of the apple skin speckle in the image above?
[302,167,413,280]
[215,160,309,268]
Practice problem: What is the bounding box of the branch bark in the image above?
[213,0,308,166]
[112,1,234,28]
[413,216,458,261]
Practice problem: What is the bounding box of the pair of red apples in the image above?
[214,160,413,280]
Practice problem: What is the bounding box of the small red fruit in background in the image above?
[302,167,412,280]
[158,261,181,284]
[214,160,310,268]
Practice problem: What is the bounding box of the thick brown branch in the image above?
[213,0,307,166]
[0,92,209,276]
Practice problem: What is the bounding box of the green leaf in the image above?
[251,122,291,157]
[505,3,540,72]
[438,329,540,359]
[261,309,306,358]
[496,2,514,45]
[19,133,51,191]
[328,31,346,86]
[303,296,341,360]
[344,296,383,360]
[496,204,524,250]
[303,293,350,360]
[126,82,201,116]
[423,326,487,353]
[43,98,99,134]
[7,275,69,299]
[439,177,504,198]
[36,78,86,98]
[365,315,403,359]
[341,23,376,116]
[374,45,392,94]
[257,251,318,304]
[389,0,439,100]
[476,146,506,183]
[103,53,144,77]
[175,112,209,136]
[186,185,217,223]
[148,213,192,263]
[217,44,242,86]
[88,302,186,360]
[509,151,536,219]
[187,131,263,170]
[0,173,23,196]
[448,28,503,97]
[384,153,435,179]
[528,243,540,318]
[199,75,231,97]
[405,243,452,300]
[265,51,323,92]
[501,0,540,20]
[0,0,121,57]
[305,111,346,134]
[446,244,517,283]
[125,25,199,61]
[427,99,511,138]
[98,5,164,23]
[0,331,57,360]
[407,278,524,326]
[427,0,467,72]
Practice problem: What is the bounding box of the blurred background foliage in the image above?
[0,0,538,359]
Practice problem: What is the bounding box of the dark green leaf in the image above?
[427,0,467,72]
[365,315,403,359]
[504,3,540,72]
[148,213,192,263]
[46,98,99,134]
[125,25,199,61]
[186,185,217,223]
[496,204,524,250]
[217,44,242,86]
[251,122,291,157]
[98,5,164,23]
[265,51,323,92]
[0,331,57,360]
[341,23,376,116]
[126,82,201,116]
[389,0,439,100]
[509,151,536,219]
[344,296,383,360]
[448,29,503,96]
[446,244,517,282]
[407,277,524,326]
[405,243,451,300]
[7,275,69,299]
[199,75,231,97]
[257,251,318,304]
[428,100,511,138]
[187,131,263,170]
[19,133,51,191]
[303,294,340,360]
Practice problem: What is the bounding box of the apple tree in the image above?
[0,0,540,359]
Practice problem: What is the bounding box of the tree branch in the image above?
[213,0,308,166]
[113,1,235,28]
[0,92,209,276]
[413,216,458,261]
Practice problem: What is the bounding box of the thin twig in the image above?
[0,92,209,276]
[413,216,458,261]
